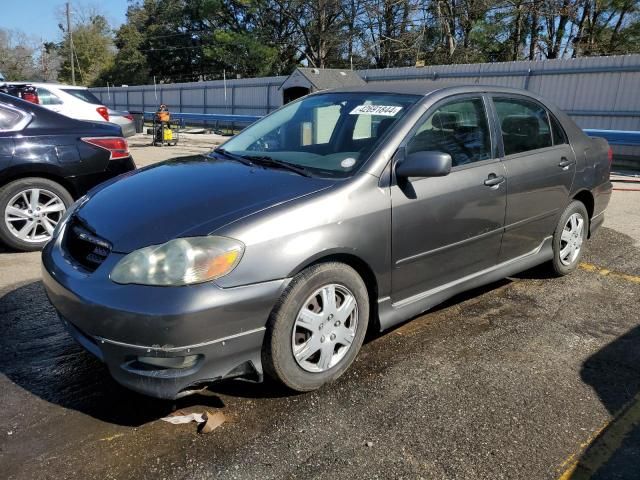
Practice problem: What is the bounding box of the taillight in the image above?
[607,147,613,165]
[22,92,39,104]
[82,137,129,160]
[96,106,109,121]
[123,114,134,121]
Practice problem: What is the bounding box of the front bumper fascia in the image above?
[41,235,289,399]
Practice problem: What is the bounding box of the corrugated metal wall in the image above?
[360,55,640,158]
[91,54,640,156]
[92,75,286,117]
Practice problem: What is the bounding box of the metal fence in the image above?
[91,54,640,159]
[92,75,287,118]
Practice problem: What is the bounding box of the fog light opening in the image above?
[136,354,200,370]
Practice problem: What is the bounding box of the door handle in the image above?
[484,174,505,187]
[558,157,576,169]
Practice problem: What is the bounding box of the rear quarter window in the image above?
[0,104,30,131]
[61,89,103,105]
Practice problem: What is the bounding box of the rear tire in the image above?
[0,178,73,252]
[550,200,589,276]
[262,262,369,392]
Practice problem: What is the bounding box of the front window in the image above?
[407,97,492,167]
[220,92,420,177]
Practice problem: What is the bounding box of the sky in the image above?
[1,0,129,41]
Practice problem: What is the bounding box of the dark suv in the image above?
[0,93,135,251]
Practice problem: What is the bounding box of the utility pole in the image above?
[66,2,75,85]
[40,41,45,79]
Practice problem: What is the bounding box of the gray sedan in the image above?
[41,83,612,399]
[108,109,136,137]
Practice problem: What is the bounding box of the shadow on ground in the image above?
[0,271,522,426]
[564,326,640,479]
[0,281,227,427]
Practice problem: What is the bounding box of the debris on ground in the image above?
[199,411,226,434]
[161,410,226,434]
[161,411,206,425]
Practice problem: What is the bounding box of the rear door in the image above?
[390,95,507,303]
[491,96,576,261]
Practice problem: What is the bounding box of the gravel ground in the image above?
[0,142,638,479]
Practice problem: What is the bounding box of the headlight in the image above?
[110,236,244,286]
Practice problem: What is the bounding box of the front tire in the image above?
[263,262,369,392]
[0,178,73,252]
[551,200,589,276]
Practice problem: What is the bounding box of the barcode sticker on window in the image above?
[349,105,403,116]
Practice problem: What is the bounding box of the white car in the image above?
[107,109,136,138]
[7,82,110,123]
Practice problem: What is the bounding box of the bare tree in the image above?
[0,29,40,81]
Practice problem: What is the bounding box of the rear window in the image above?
[61,89,103,105]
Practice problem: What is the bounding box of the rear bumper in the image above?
[66,156,136,198]
[119,122,136,138]
[41,232,289,399]
[589,179,613,237]
[590,211,605,237]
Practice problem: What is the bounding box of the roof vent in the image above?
[311,68,320,75]
[339,71,346,76]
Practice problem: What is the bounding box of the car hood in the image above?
[75,154,335,252]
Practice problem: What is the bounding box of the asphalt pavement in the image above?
[0,139,638,479]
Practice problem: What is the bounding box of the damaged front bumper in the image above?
[41,238,289,400]
[60,315,266,399]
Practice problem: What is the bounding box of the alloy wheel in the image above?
[4,188,66,243]
[292,283,358,373]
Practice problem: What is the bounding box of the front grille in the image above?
[63,217,111,272]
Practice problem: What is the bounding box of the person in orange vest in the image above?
[154,104,172,144]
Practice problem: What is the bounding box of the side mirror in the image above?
[395,150,452,179]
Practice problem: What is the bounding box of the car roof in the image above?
[4,82,87,90]
[323,81,535,98]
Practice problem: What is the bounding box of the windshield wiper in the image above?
[242,155,312,177]
[213,148,254,166]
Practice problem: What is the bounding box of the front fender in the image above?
[215,174,393,298]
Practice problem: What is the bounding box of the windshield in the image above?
[220,92,421,177]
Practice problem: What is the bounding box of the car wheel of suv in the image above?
[263,262,369,392]
[550,200,589,276]
[0,178,73,252]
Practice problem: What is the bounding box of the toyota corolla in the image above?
[42,84,612,399]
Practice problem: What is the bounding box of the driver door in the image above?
[390,95,507,303]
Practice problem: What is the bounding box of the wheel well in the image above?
[1,172,78,199]
[303,253,380,332]
[573,190,594,219]
[573,190,595,237]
